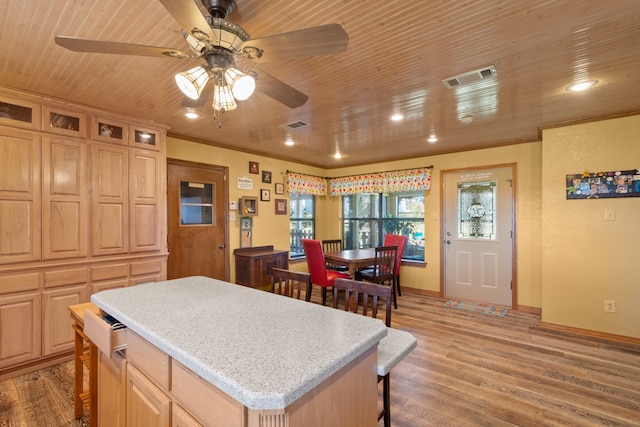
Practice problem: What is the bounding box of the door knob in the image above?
[218,244,225,249]
[445,240,451,245]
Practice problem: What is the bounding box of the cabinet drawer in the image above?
[84,308,127,355]
[171,360,245,427]
[127,330,170,390]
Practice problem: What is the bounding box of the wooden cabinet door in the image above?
[99,351,127,427]
[42,136,88,260]
[91,142,129,256]
[127,364,171,427]
[42,284,87,355]
[0,126,41,264]
[172,404,203,427]
[129,149,163,253]
[0,292,41,368]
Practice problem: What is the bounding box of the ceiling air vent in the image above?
[442,65,497,89]
[279,120,310,131]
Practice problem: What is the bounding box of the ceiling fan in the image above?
[54,0,349,126]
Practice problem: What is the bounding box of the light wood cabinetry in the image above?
[0,126,41,265]
[42,284,87,355]
[42,136,88,260]
[127,363,171,427]
[91,142,129,256]
[99,350,127,427]
[0,87,168,375]
[0,291,41,369]
[129,149,163,253]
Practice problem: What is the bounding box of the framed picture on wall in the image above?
[249,161,259,174]
[262,170,272,183]
[275,198,287,215]
[275,183,284,194]
[240,217,252,248]
[261,189,270,201]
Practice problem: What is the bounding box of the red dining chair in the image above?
[301,239,351,305]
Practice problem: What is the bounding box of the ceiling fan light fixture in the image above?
[224,67,255,100]
[566,80,598,91]
[175,66,210,100]
[213,83,237,112]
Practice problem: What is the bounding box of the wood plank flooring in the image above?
[1,290,639,426]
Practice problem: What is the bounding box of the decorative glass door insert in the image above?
[457,180,496,239]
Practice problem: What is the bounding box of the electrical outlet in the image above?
[604,209,616,221]
[604,300,616,313]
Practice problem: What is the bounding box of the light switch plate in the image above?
[230,201,238,210]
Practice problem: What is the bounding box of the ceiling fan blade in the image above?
[251,69,309,109]
[54,36,189,58]
[241,24,348,62]
[158,0,217,43]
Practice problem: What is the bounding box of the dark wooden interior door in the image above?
[167,159,229,280]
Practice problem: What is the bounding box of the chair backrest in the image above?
[270,268,312,301]
[384,234,407,276]
[373,245,397,285]
[322,239,343,269]
[333,278,392,326]
[301,239,329,286]
[322,239,343,253]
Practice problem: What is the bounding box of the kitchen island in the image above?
[89,276,388,426]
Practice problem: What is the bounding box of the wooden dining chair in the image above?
[301,239,351,305]
[382,234,407,297]
[322,239,348,271]
[356,235,406,299]
[270,268,312,302]
[332,278,393,426]
[356,245,398,309]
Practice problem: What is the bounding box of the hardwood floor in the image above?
[1,290,639,426]
[0,361,88,426]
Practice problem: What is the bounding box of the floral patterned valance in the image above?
[287,172,328,195]
[329,167,432,196]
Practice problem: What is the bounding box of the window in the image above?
[289,194,315,258]
[179,181,213,225]
[342,191,424,261]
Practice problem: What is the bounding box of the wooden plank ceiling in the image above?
[1,0,639,168]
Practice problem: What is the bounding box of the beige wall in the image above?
[541,115,640,338]
[167,113,639,339]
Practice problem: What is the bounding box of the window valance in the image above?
[328,167,432,196]
[287,166,432,196]
[287,172,328,195]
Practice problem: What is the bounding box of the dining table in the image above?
[324,248,377,275]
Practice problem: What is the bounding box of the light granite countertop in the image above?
[90,276,388,410]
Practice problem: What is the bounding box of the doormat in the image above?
[444,299,509,317]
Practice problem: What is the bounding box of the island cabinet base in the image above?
[94,328,379,427]
[247,347,378,427]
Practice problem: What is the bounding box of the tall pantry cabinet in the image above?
[0,87,168,375]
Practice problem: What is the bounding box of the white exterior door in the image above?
[443,167,513,306]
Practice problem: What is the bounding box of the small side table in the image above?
[69,302,100,426]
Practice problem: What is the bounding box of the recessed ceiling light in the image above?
[390,114,404,122]
[285,137,294,146]
[427,135,438,143]
[566,80,598,91]
[334,151,342,159]
[460,114,474,124]
[184,110,199,119]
